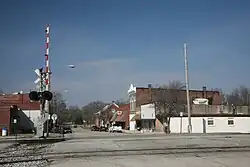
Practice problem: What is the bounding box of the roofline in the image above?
[174,114,250,117]
[136,87,220,94]
[97,102,120,113]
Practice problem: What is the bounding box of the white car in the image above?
[109,124,122,133]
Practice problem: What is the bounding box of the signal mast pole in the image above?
[44,25,51,137]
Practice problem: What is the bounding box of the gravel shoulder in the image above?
[0,143,53,167]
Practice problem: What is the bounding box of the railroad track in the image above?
[1,146,250,165]
[0,143,53,167]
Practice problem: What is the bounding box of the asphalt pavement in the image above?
[50,152,250,167]
[48,128,250,167]
[1,127,250,166]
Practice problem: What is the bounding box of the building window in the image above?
[228,118,234,125]
[207,118,214,126]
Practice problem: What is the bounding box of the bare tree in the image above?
[50,92,67,114]
[153,80,185,133]
[226,86,250,105]
[82,101,106,124]
[115,98,129,105]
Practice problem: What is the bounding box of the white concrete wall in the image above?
[205,117,250,133]
[170,117,203,133]
[22,110,41,127]
[170,117,250,133]
[141,104,155,119]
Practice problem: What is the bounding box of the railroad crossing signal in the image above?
[34,68,44,83]
[34,68,46,90]
[29,91,53,101]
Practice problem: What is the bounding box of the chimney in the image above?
[202,86,206,98]
[148,84,152,102]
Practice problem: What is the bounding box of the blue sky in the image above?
[1,0,250,105]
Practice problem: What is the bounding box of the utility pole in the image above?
[184,43,192,133]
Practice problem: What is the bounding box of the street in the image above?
[49,128,250,167]
[50,152,250,167]
[1,128,250,166]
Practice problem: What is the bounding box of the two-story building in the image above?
[127,84,222,132]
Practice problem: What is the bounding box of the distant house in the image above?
[110,104,130,129]
[95,102,119,127]
[95,102,130,129]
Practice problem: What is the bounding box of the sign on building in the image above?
[141,103,156,119]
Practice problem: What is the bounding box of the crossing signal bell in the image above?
[29,91,53,101]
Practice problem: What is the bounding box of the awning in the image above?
[110,112,117,122]
[130,114,141,121]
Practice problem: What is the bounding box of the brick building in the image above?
[127,84,222,131]
[0,93,39,135]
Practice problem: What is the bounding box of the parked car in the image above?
[137,127,142,131]
[99,126,108,132]
[90,126,100,131]
[57,125,72,134]
[109,124,122,133]
[51,127,60,133]
[90,126,108,132]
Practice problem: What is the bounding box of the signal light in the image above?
[42,91,53,101]
[29,91,53,101]
[29,91,40,101]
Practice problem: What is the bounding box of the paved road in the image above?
[47,128,250,166]
[50,152,250,167]
[52,128,250,152]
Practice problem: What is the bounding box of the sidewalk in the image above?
[123,130,165,134]
[0,134,34,140]
[0,133,68,143]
